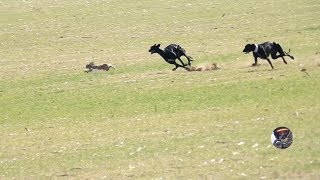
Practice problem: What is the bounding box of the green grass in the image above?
[1,0,320,179]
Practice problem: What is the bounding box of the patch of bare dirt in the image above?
[185,63,220,72]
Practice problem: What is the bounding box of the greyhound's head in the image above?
[242,44,256,54]
[149,44,160,54]
[86,62,95,68]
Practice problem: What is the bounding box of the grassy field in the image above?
[1,0,320,179]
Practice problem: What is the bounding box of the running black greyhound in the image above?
[149,44,194,71]
[243,41,294,69]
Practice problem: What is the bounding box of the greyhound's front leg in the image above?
[172,65,179,71]
[252,57,258,66]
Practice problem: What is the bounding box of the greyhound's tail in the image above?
[285,49,294,60]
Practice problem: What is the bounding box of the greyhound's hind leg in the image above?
[267,58,274,69]
[282,57,287,64]
[177,57,187,67]
[185,55,194,66]
[271,54,287,64]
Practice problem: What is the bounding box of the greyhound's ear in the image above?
[157,44,161,47]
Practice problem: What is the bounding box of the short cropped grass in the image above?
[1,0,320,179]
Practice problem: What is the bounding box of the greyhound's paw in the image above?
[188,56,194,61]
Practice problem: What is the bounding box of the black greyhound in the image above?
[243,41,294,69]
[149,44,194,71]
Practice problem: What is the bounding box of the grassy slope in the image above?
[1,0,320,178]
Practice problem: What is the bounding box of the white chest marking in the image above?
[254,44,259,53]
